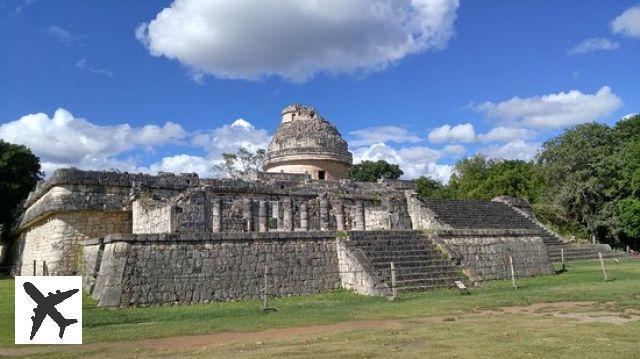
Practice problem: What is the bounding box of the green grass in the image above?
[1,259,640,357]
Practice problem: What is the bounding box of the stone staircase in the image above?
[419,199,542,230]
[347,231,463,292]
[516,212,627,262]
[420,198,627,263]
[546,243,623,262]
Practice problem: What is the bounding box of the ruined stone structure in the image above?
[263,104,352,180]
[9,105,624,307]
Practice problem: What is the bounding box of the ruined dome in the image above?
[263,104,353,180]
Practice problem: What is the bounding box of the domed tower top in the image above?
[263,104,353,180]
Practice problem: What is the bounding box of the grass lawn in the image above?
[1,259,639,358]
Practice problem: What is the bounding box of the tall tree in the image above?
[447,155,539,201]
[348,160,403,182]
[0,140,42,240]
[537,123,625,243]
[213,147,266,179]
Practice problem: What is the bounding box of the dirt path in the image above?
[4,301,640,357]
[2,320,402,356]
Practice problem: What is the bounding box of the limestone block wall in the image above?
[436,229,555,282]
[336,238,390,296]
[132,199,176,234]
[405,191,450,230]
[167,186,408,234]
[15,212,131,276]
[81,241,101,293]
[364,207,391,230]
[265,159,350,180]
[84,232,341,307]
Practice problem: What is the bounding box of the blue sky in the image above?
[1,0,639,181]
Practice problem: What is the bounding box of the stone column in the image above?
[299,202,309,231]
[320,198,329,231]
[212,196,222,232]
[335,201,345,231]
[258,200,267,232]
[283,197,293,231]
[243,198,253,232]
[355,200,365,230]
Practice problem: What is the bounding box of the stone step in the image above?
[345,232,462,294]
[349,241,430,246]
[370,258,452,267]
[397,283,456,292]
[395,276,459,284]
[377,266,460,276]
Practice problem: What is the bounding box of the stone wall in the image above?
[405,191,450,230]
[336,237,389,296]
[435,229,555,282]
[132,199,176,234]
[14,212,131,276]
[84,232,341,307]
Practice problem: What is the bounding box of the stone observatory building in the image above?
[263,104,352,180]
[6,105,625,308]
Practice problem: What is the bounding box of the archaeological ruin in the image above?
[8,104,624,307]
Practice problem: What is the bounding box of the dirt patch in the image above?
[475,301,640,325]
[5,301,640,356]
[1,320,402,356]
[124,320,402,350]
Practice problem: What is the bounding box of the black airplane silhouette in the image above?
[23,282,79,340]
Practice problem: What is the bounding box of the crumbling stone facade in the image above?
[263,104,353,180]
[10,104,623,307]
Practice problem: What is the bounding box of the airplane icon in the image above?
[23,282,79,340]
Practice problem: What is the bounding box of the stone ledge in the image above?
[433,229,543,237]
[24,168,201,208]
[84,230,341,245]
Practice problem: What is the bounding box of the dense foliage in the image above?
[414,115,640,249]
[0,140,42,241]
[213,147,266,179]
[348,160,404,182]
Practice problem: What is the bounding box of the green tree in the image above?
[213,147,266,179]
[618,198,640,242]
[481,160,540,202]
[0,140,42,240]
[415,176,455,199]
[447,155,539,201]
[537,123,625,244]
[448,155,490,199]
[348,160,403,182]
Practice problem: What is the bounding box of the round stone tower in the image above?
[263,104,353,180]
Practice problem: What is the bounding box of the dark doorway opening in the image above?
[318,170,326,180]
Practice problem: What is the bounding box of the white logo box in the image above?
[15,276,83,344]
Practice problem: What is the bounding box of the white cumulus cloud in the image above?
[442,144,466,156]
[135,0,460,82]
[352,142,451,182]
[479,140,541,161]
[428,123,475,143]
[0,109,187,174]
[477,126,532,143]
[191,118,270,159]
[0,108,271,178]
[612,5,640,39]
[349,126,422,147]
[472,86,623,128]
[566,37,619,55]
[139,154,215,177]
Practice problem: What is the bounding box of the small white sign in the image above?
[15,276,82,344]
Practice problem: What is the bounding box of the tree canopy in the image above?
[413,114,640,249]
[0,140,42,239]
[348,160,404,182]
[213,147,266,179]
